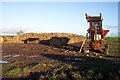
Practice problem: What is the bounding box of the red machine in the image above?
[79,13,109,54]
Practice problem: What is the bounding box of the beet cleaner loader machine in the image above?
[79,13,109,54]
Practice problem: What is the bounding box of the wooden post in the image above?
[79,32,88,53]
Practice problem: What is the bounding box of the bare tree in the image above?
[16,30,24,35]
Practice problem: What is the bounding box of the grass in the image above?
[0,64,2,73]
[105,37,120,42]
[2,61,120,80]
[7,67,21,76]
[2,62,18,73]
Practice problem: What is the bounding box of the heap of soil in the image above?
[3,32,84,44]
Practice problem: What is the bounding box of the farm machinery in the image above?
[79,13,109,54]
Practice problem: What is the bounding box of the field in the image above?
[1,37,120,80]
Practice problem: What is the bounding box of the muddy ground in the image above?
[1,40,120,80]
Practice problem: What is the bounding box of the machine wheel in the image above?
[105,44,109,54]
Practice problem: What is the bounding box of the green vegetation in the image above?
[105,37,120,55]
[105,37,120,42]
[3,61,120,80]
[2,62,18,73]
[7,67,21,76]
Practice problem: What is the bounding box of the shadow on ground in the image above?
[39,38,82,52]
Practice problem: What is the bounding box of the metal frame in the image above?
[79,13,109,54]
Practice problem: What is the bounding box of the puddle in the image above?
[0,61,9,64]
[3,54,21,58]
[110,61,120,64]
[74,58,83,60]
[27,55,39,58]
[65,58,71,60]
[3,55,11,58]
[65,57,86,61]
[12,54,20,58]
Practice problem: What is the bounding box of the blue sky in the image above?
[0,2,118,36]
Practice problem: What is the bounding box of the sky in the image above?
[0,1,119,36]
